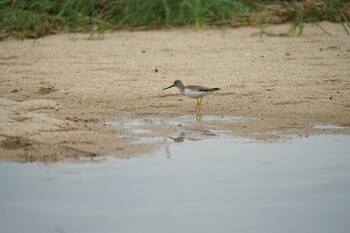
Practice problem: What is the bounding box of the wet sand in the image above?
[0,22,349,162]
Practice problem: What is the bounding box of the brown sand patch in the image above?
[0,136,33,150]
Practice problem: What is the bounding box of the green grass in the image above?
[0,0,349,40]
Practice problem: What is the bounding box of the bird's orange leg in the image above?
[195,97,200,112]
[198,96,204,112]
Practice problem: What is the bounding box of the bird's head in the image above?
[162,80,183,90]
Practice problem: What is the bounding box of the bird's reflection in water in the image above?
[165,129,218,158]
[168,129,217,143]
[164,114,219,158]
[168,132,201,143]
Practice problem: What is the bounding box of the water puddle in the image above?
[104,115,249,146]
[1,134,350,233]
[105,114,246,133]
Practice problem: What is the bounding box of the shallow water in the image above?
[313,124,349,129]
[105,114,247,134]
[106,114,251,144]
[1,133,350,233]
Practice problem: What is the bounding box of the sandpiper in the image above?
[162,80,220,112]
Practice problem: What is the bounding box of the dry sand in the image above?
[1,22,349,162]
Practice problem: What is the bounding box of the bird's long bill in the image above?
[162,84,175,90]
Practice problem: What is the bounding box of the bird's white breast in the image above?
[182,87,211,98]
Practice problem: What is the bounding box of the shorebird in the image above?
[162,80,220,112]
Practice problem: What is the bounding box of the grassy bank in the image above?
[0,0,349,39]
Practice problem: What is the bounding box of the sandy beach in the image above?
[0,22,349,162]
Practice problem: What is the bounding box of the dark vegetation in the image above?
[0,0,349,40]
